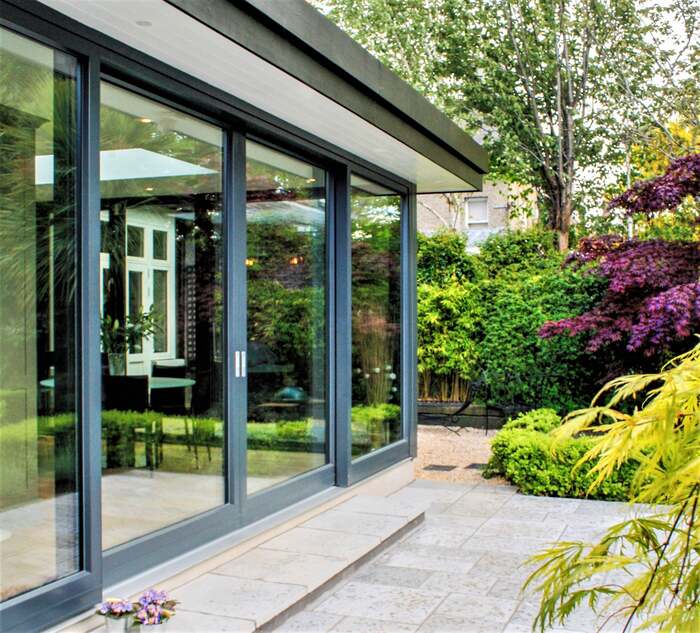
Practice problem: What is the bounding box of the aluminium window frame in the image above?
[0,1,417,630]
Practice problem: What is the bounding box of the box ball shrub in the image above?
[485,408,636,500]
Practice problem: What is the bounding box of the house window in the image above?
[467,197,488,225]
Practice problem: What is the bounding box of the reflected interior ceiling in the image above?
[39,0,477,193]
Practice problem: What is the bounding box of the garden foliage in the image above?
[542,153,700,363]
[417,228,604,410]
[485,409,636,500]
[525,343,700,633]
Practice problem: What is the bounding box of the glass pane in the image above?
[153,229,167,260]
[100,81,225,549]
[101,221,109,253]
[153,269,168,353]
[0,27,80,601]
[246,141,327,494]
[127,270,143,353]
[127,225,144,257]
[350,175,402,458]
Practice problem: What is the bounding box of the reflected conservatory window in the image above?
[350,175,402,458]
[99,82,225,549]
[0,27,80,601]
[245,141,327,494]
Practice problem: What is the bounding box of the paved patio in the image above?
[274,479,633,633]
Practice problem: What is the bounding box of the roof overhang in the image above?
[38,0,488,192]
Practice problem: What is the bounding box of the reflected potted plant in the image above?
[95,598,134,632]
[100,309,158,375]
[133,589,178,630]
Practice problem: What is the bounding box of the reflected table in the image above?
[40,377,195,389]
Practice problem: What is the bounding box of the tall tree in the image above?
[318,0,699,250]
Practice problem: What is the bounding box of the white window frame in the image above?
[99,208,177,376]
[466,196,489,226]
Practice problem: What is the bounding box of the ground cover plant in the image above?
[525,343,700,632]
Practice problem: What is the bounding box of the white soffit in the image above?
[38,0,475,193]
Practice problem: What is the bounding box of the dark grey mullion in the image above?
[231,132,248,512]
[325,170,336,472]
[404,186,418,458]
[333,165,352,487]
[222,129,236,508]
[80,46,103,590]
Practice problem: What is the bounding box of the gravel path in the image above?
[414,425,507,486]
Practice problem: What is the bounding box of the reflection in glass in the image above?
[99,82,225,549]
[246,141,327,494]
[350,175,402,457]
[0,27,80,601]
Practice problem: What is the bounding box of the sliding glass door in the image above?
[349,175,403,459]
[0,24,81,603]
[245,141,329,495]
[99,82,226,549]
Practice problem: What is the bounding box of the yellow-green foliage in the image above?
[525,343,700,632]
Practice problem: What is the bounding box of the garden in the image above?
[418,155,699,496]
[414,154,700,631]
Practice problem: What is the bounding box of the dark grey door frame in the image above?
[0,2,417,630]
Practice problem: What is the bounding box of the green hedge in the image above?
[31,404,400,460]
[416,228,607,412]
[484,409,637,500]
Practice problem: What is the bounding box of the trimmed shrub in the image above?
[480,267,606,412]
[502,408,561,433]
[485,421,637,500]
[478,227,559,276]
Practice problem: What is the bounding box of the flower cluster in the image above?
[609,153,700,215]
[540,236,700,356]
[96,598,133,618]
[133,589,177,626]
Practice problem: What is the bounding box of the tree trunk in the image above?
[557,228,569,251]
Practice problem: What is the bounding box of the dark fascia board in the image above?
[165,0,488,190]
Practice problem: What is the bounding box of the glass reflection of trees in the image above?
[350,177,402,457]
[1,27,80,602]
[246,142,327,494]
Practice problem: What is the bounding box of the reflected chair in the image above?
[150,361,187,414]
[103,376,159,470]
[103,375,149,412]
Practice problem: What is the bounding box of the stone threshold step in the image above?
[161,495,426,633]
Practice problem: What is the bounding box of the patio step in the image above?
[164,495,425,632]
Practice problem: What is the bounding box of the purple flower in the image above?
[97,598,133,617]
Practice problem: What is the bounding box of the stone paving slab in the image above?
[277,480,643,633]
[163,494,423,632]
[312,581,444,624]
[213,548,348,588]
